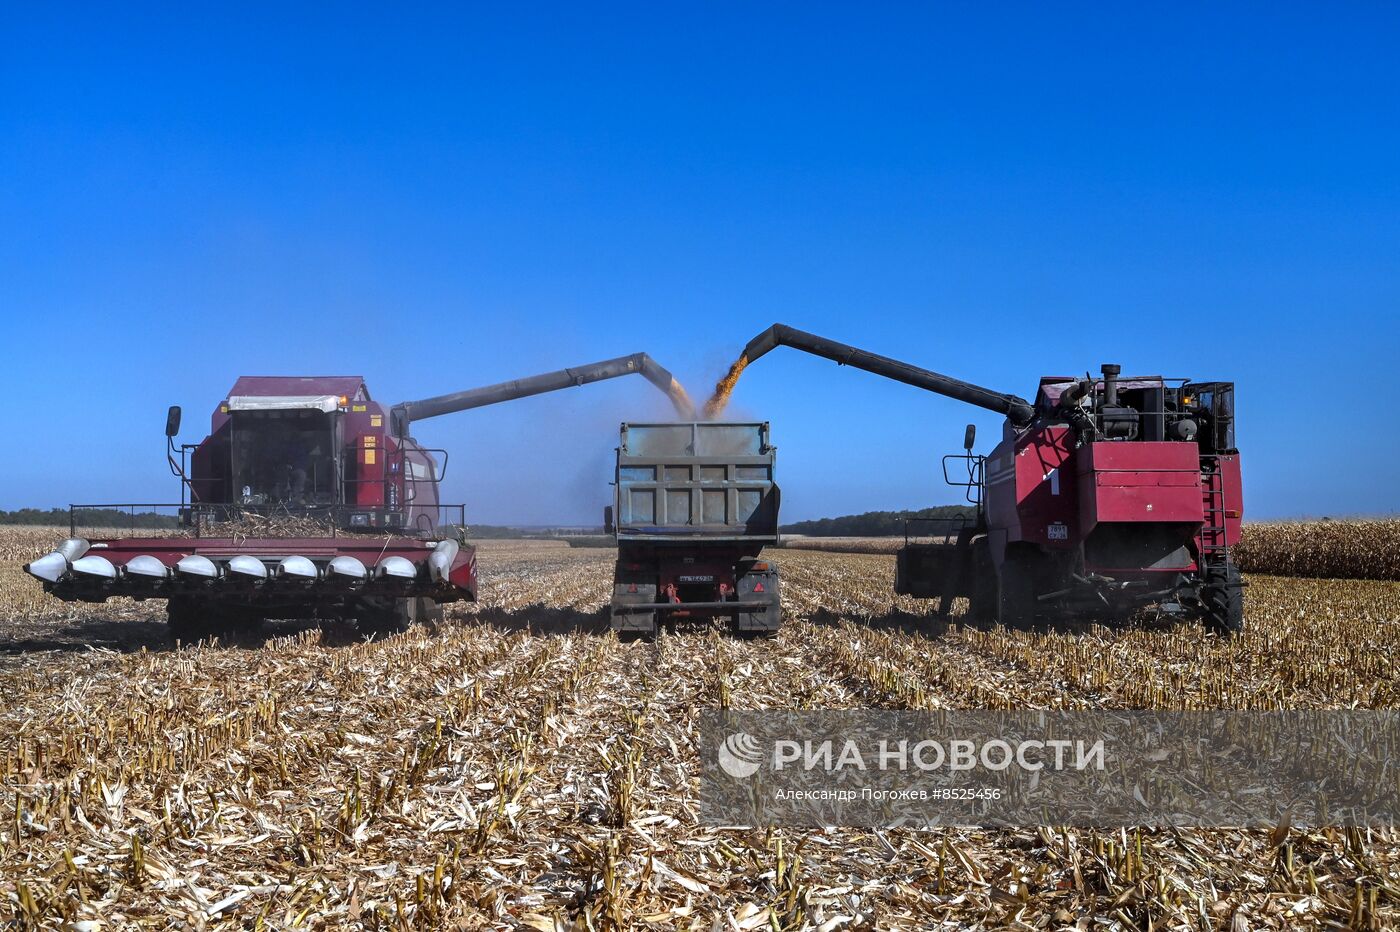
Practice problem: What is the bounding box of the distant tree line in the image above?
[467,524,609,539]
[0,507,180,528]
[466,524,531,539]
[781,505,975,537]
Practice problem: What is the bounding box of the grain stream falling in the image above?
[702,353,749,419]
[4,529,1400,928]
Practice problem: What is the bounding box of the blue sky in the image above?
[2,4,1396,524]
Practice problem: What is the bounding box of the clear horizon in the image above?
[4,5,1397,523]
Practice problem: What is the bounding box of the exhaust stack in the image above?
[1102,363,1121,408]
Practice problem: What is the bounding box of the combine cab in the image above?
[27,356,694,641]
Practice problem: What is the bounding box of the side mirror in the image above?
[165,405,182,438]
[603,505,615,535]
[962,423,976,451]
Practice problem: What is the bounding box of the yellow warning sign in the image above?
[364,450,377,465]
[370,414,382,427]
[353,404,367,412]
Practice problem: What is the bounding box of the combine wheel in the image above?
[166,597,259,644]
[354,596,420,636]
[413,597,444,627]
[1202,561,1244,636]
[965,538,998,624]
[996,551,1038,630]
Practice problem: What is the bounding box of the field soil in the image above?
[3,530,1400,928]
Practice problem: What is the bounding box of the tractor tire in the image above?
[1202,561,1244,636]
[997,551,1038,630]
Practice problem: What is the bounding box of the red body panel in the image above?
[1076,442,1203,532]
[986,425,1079,549]
[983,429,1239,582]
[1219,453,1244,546]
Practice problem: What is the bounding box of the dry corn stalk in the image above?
[1235,518,1400,581]
[0,530,1399,928]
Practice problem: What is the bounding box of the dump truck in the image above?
[26,355,693,641]
[608,421,782,639]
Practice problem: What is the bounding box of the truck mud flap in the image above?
[735,566,782,635]
[610,610,658,639]
[611,578,658,638]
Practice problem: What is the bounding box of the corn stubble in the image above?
[2,527,1400,929]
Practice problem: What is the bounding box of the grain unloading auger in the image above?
[740,324,1245,634]
[25,354,694,641]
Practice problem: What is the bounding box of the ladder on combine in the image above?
[1198,455,1229,567]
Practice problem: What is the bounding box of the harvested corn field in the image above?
[4,532,1400,929]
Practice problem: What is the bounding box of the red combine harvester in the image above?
[740,325,1244,634]
[25,356,692,640]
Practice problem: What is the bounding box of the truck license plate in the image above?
[1047,523,1068,541]
[678,575,714,583]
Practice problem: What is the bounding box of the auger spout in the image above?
[741,324,1035,426]
[391,352,694,436]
